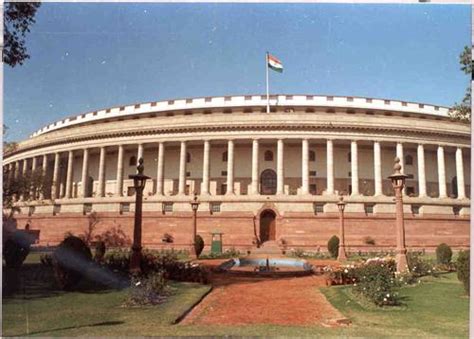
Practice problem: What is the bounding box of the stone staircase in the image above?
[248,240,284,257]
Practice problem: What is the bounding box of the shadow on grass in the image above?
[13,320,125,337]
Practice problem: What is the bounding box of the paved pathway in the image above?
[182,264,347,326]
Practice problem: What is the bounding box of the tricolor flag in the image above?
[267,53,283,73]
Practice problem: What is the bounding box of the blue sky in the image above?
[4,3,470,142]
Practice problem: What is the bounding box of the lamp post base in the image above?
[396,252,409,273]
[337,246,347,261]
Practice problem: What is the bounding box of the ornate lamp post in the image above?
[129,158,150,274]
[190,194,200,258]
[388,157,409,273]
[337,196,347,261]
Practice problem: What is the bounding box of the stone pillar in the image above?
[277,139,284,195]
[39,154,47,200]
[30,156,38,199]
[201,140,210,195]
[374,141,382,196]
[116,146,124,197]
[396,143,404,173]
[437,145,447,198]
[326,140,334,195]
[137,143,144,162]
[178,141,187,195]
[52,153,60,199]
[456,147,466,199]
[81,149,90,198]
[301,139,309,195]
[226,140,235,195]
[251,139,259,195]
[7,162,14,186]
[19,159,28,201]
[98,147,106,197]
[351,141,359,196]
[65,151,74,199]
[156,142,165,195]
[417,144,426,197]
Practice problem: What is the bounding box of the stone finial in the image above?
[137,157,144,175]
[339,196,344,203]
[393,157,402,173]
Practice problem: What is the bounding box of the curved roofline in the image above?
[30,93,452,138]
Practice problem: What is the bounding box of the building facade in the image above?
[3,95,471,252]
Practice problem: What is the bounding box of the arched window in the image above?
[222,151,228,162]
[405,155,413,166]
[309,150,316,162]
[129,156,137,167]
[264,150,274,161]
[347,152,351,162]
[186,152,191,163]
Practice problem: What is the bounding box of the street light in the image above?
[388,157,409,273]
[129,157,150,274]
[190,194,200,258]
[337,196,347,261]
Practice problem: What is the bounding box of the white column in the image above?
[226,140,235,195]
[137,143,144,163]
[417,144,426,197]
[251,139,259,195]
[156,142,165,196]
[30,156,38,199]
[178,141,187,195]
[301,139,309,195]
[201,140,210,195]
[52,153,60,199]
[351,141,359,195]
[40,154,47,200]
[20,159,28,200]
[396,143,404,173]
[456,147,466,199]
[65,150,74,199]
[98,147,106,197]
[81,149,90,198]
[115,146,124,197]
[437,145,447,198]
[277,139,284,195]
[326,140,334,195]
[374,141,382,196]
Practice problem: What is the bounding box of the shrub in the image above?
[94,241,106,263]
[327,235,339,259]
[194,234,205,258]
[407,252,436,278]
[3,230,34,268]
[436,243,453,265]
[40,253,53,267]
[456,250,469,295]
[353,261,400,306]
[125,271,172,306]
[52,235,93,290]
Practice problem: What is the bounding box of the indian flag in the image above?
[267,53,283,73]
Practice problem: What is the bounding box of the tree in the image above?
[3,124,18,155]
[449,46,472,122]
[3,2,41,67]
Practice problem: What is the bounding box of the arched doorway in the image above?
[260,169,277,195]
[260,209,276,243]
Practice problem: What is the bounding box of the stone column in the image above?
[81,149,89,198]
[326,140,334,195]
[201,140,210,195]
[156,142,165,196]
[351,141,359,196]
[396,143,404,173]
[30,156,38,199]
[277,139,284,195]
[65,151,74,199]
[374,141,382,196]
[7,162,14,186]
[39,154,47,200]
[98,147,106,197]
[417,144,426,197]
[437,145,447,198]
[137,143,144,162]
[19,159,28,201]
[456,147,466,199]
[301,139,309,195]
[116,146,124,197]
[178,141,187,195]
[52,153,60,199]
[226,140,235,195]
[251,139,259,195]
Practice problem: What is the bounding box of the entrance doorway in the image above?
[260,169,277,195]
[259,210,276,243]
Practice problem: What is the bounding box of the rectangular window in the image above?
[286,95,293,100]
[309,171,317,177]
[105,109,111,113]
[402,102,407,106]
[347,97,354,102]
[453,206,461,216]
[163,202,173,213]
[434,106,439,111]
[205,97,212,102]
[134,104,140,109]
[83,203,93,215]
[221,184,227,195]
[366,98,372,103]
[348,171,352,177]
[407,174,414,179]
[221,170,228,176]
[151,102,157,107]
[210,202,221,213]
[168,100,175,105]
[28,206,35,216]
[186,171,191,177]
[327,96,334,101]
[306,95,314,100]
[384,100,390,105]
[364,204,374,214]
[120,203,130,214]
[186,99,193,103]
[419,104,424,108]
[119,106,125,111]
[245,95,252,100]
[53,204,61,216]
[411,205,420,215]
[406,186,415,196]
[348,185,352,195]
[313,203,324,214]
[224,96,232,101]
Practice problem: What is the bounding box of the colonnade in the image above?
[5,139,467,201]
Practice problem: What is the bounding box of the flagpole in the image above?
[266,52,270,113]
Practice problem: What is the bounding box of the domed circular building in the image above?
[3,94,470,252]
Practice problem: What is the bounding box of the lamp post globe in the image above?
[388,157,409,273]
[128,158,150,274]
[337,196,347,261]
